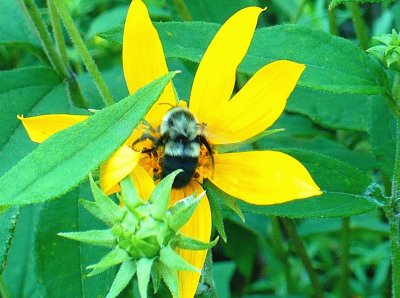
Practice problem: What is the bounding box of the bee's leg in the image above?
[199,135,214,174]
[140,135,165,154]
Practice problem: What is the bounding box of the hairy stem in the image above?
[19,0,68,77]
[47,0,69,65]
[327,2,338,36]
[339,217,351,298]
[282,218,324,298]
[347,3,369,50]
[172,0,192,21]
[197,250,217,298]
[270,217,294,293]
[52,0,115,107]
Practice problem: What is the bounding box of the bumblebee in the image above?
[135,107,213,188]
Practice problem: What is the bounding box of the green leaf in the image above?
[0,207,21,273]
[34,184,115,297]
[89,174,126,224]
[212,261,235,298]
[136,258,154,298]
[207,149,376,218]
[87,247,130,277]
[0,0,40,48]
[106,260,137,298]
[2,206,41,297]
[160,245,200,273]
[58,229,116,247]
[98,23,388,94]
[149,169,182,220]
[286,87,374,132]
[368,98,396,184]
[328,0,394,10]
[0,72,176,206]
[175,234,219,250]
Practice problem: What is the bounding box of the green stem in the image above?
[52,0,115,107]
[0,275,10,298]
[346,3,369,50]
[270,217,294,293]
[385,205,400,297]
[282,218,324,298]
[172,0,192,21]
[327,2,338,36]
[339,217,351,298]
[47,0,69,66]
[19,0,68,77]
[291,0,307,23]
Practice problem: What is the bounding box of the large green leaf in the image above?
[34,183,114,297]
[0,0,39,47]
[287,87,374,132]
[2,205,41,297]
[368,97,396,184]
[98,23,388,95]
[0,72,175,206]
[205,149,376,218]
[0,207,20,273]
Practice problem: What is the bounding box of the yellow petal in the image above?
[210,151,322,205]
[123,0,176,128]
[100,145,141,195]
[204,61,306,145]
[189,7,265,126]
[171,181,212,298]
[130,165,155,201]
[17,114,88,143]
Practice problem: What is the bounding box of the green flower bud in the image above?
[58,171,217,298]
[367,29,400,72]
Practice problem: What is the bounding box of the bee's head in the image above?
[160,107,198,141]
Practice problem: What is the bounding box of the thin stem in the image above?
[346,3,369,50]
[339,217,351,298]
[19,0,68,77]
[47,0,69,66]
[282,218,324,298]
[291,0,308,23]
[53,0,115,107]
[172,0,192,21]
[0,275,10,298]
[270,217,294,293]
[385,206,400,297]
[197,250,217,297]
[327,3,338,36]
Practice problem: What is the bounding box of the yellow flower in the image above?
[19,1,322,297]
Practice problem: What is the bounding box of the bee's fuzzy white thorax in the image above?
[160,107,199,141]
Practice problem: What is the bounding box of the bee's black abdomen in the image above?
[162,154,198,188]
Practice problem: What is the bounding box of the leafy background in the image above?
[0,0,399,297]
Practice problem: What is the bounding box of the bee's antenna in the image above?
[158,102,175,109]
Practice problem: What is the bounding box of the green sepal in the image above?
[79,199,114,226]
[168,193,203,231]
[215,128,285,154]
[87,247,130,277]
[58,229,116,247]
[149,170,182,220]
[136,258,154,298]
[106,260,137,298]
[155,262,179,298]
[89,174,126,224]
[219,193,245,222]
[205,187,227,242]
[120,176,144,213]
[160,245,200,273]
[151,265,161,294]
[174,234,219,251]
